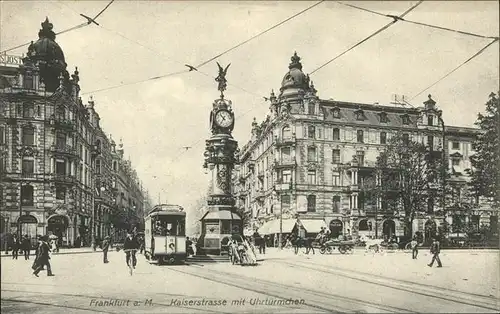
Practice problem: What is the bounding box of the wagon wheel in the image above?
[404,242,412,253]
[319,247,327,254]
[338,246,347,254]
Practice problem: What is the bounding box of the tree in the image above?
[374,133,446,238]
[468,92,500,207]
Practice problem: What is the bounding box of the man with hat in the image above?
[102,236,110,263]
[123,231,139,269]
[33,235,54,277]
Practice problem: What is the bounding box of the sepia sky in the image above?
[1,1,499,222]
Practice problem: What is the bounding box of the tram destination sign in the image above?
[0,54,23,67]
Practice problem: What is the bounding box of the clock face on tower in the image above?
[215,110,233,128]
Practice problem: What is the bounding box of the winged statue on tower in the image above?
[215,62,231,98]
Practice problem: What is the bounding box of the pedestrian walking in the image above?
[427,237,443,268]
[33,235,54,277]
[411,236,418,259]
[258,234,266,254]
[12,235,19,260]
[102,236,110,263]
[22,235,31,260]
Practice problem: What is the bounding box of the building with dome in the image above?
[0,18,149,248]
[234,52,498,246]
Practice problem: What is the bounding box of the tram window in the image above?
[152,217,185,236]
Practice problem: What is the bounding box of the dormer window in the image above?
[402,114,410,125]
[379,112,388,123]
[427,115,433,126]
[355,110,365,121]
[331,108,340,119]
[308,103,315,115]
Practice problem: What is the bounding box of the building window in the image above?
[308,103,315,115]
[428,115,433,126]
[357,130,364,143]
[55,106,65,120]
[379,112,388,123]
[281,147,291,162]
[56,132,66,148]
[333,128,340,140]
[55,160,66,175]
[22,159,34,176]
[427,135,434,150]
[355,110,365,121]
[0,126,5,145]
[282,125,291,139]
[21,185,34,206]
[359,219,369,231]
[96,139,102,151]
[95,159,101,174]
[402,133,409,145]
[23,74,33,89]
[332,171,340,186]
[402,115,410,125]
[452,142,459,149]
[56,186,66,200]
[332,196,341,212]
[22,127,35,145]
[332,149,340,164]
[380,132,387,144]
[308,125,315,139]
[332,108,340,118]
[452,158,460,166]
[427,198,434,213]
[307,170,316,185]
[280,169,291,183]
[113,161,117,171]
[307,195,316,212]
[281,194,290,209]
[307,146,316,162]
[356,151,365,166]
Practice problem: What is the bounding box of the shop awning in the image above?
[299,219,327,233]
[258,219,296,235]
[202,210,241,221]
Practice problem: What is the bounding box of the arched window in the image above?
[308,103,315,115]
[307,195,316,212]
[282,125,291,139]
[96,139,102,151]
[359,219,369,231]
[333,128,340,141]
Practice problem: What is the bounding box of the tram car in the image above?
[144,204,187,265]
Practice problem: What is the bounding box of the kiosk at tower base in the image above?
[199,63,241,255]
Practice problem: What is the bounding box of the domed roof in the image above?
[280,52,309,91]
[26,17,66,71]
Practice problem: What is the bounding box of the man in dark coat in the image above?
[428,237,443,268]
[12,235,19,260]
[123,232,139,268]
[22,235,31,260]
[102,236,110,263]
[33,236,54,277]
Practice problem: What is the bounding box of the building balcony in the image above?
[273,158,296,169]
[51,173,77,185]
[46,117,75,131]
[274,136,296,147]
[49,144,78,158]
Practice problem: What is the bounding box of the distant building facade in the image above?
[234,52,498,242]
[0,18,147,248]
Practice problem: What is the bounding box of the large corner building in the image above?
[235,52,498,244]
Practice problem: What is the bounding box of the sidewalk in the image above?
[1,247,101,258]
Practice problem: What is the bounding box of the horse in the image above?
[359,235,385,254]
[292,236,315,255]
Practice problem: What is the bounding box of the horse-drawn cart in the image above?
[319,239,355,254]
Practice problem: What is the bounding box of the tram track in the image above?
[169,264,413,313]
[274,259,499,312]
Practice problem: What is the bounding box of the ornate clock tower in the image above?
[199,63,242,255]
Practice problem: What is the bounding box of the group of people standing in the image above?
[8,234,33,260]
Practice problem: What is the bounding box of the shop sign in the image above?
[0,54,23,67]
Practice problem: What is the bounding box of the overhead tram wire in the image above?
[410,37,499,101]
[0,0,116,54]
[336,1,498,40]
[309,1,423,75]
[194,0,325,69]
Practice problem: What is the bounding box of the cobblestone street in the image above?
[2,249,498,313]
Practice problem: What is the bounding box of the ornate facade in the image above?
[0,18,147,248]
[234,52,498,242]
